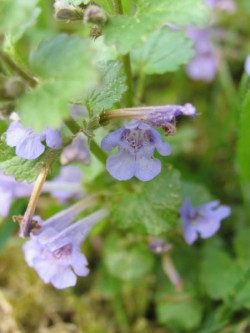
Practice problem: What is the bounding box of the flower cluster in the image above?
[23,202,108,289]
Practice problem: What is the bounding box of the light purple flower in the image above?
[244,55,250,76]
[180,198,231,244]
[44,166,84,203]
[186,27,219,82]
[23,204,108,289]
[205,0,236,12]
[6,121,62,160]
[101,120,171,181]
[60,133,91,165]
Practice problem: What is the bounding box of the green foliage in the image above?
[156,295,202,330]
[237,91,250,182]
[86,61,127,114]
[111,164,181,236]
[17,34,100,130]
[132,28,194,74]
[0,0,40,41]
[0,139,60,183]
[200,241,242,301]
[181,181,212,205]
[103,233,154,282]
[103,0,209,54]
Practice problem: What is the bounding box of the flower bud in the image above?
[84,5,108,25]
[54,0,84,21]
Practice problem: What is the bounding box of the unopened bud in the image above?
[54,0,84,21]
[84,5,108,25]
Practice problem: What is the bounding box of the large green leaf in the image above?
[103,0,209,54]
[0,0,40,41]
[132,28,194,74]
[111,164,181,236]
[17,34,100,131]
[86,61,127,114]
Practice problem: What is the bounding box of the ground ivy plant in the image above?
[1,0,250,332]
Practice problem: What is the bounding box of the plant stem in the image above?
[64,117,107,165]
[135,70,146,104]
[112,0,133,106]
[0,51,38,88]
[19,166,48,238]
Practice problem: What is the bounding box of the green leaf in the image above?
[181,181,212,206]
[0,139,60,183]
[0,0,40,41]
[111,164,181,236]
[200,241,242,301]
[17,34,100,131]
[104,234,154,282]
[234,228,250,262]
[156,295,202,330]
[86,61,127,114]
[132,28,194,74]
[103,0,209,54]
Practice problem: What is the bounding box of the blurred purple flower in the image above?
[23,204,108,289]
[244,55,250,76]
[101,120,171,181]
[60,133,91,165]
[6,121,62,160]
[180,198,231,244]
[186,27,219,82]
[205,0,236,12]
[0,166,83,217]
[44,166,84,203]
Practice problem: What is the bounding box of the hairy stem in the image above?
[19,166,48,238]
[0,51,38,88]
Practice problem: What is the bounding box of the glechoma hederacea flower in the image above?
[101,120,171,181]
[180,198,231,244]
[205,0,236,12]
[23,200,108,289]
[6,121,62,160]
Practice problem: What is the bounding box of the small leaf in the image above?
[104,233,154,282]
[103,0,209,54]
[0,139,60,183]
[86,61,127,114]
[17,34,100,131]
[111,164,181,236]
[132,28,194,74]
[156,295,202,330]
[200,241,242,301]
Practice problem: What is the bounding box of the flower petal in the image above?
[106,150,136,180]
[16,132,45,159]
[50,267,77,289]
[72,249,89,276]
[135,156,161,181]
[101,128,124,151]
[183,223,198,244]
[45,128,62,149]
[6,121,26,147]
[0,190,12,217]
[151,129,171,156]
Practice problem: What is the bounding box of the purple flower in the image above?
[180,198,231,244]
[6,121,62,160]
[44,166,84,203]
[101,120,171,181]
[205,0,236,12]
[0,170,33,217]
[186,27,219,82]
[244,55,250,76]
[23,204,108,289]
[60,133,91,165]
